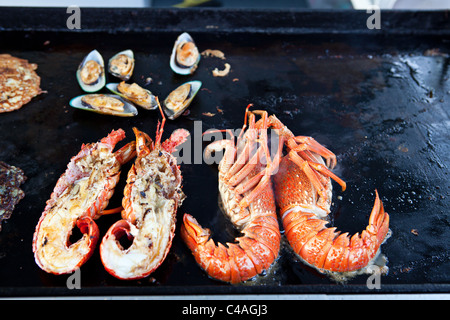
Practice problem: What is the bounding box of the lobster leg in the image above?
[287,150,330,201]
[234,170,265,195]
[239,174,271,209]
[99,207,123,215]
[133,127,152,158]
[232,134,282,196]
[237,116,283,209]
[253,113,342,188]
[204,139,236,173]
[290,136,337,169]
[114,141,137,165]
[228,144,264,188]
[289,151,346,194]
[225,112,257,180]
[307,161,346,191]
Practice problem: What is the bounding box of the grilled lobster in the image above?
[33,129,136,274]
[181,107,282,283]
[255,112,390,275]
[100,105,189,280]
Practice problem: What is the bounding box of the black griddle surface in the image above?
[0,8,449,296]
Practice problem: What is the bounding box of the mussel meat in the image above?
[170,33,200,75]
[108,50,135,81]
[69,94,138,117]
[163,80,201,120]
[106,82,157,110]
[76,50,106,92]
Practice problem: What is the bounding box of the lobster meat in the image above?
[254,112,390,275]
[33,129,136,274]
[181,108,282,283]
[100,106,189,280]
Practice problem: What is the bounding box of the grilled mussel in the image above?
[70,94,138,117]
[170,33,200,75]
[163,80,201,120]
[108,50,135,81]
[76,50,106,92]
[106,82,158,110]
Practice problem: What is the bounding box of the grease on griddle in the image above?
[0,161,26,230]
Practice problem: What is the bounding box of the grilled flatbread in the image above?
[0,54,42,113]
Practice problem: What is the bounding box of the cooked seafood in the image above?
[82,94,124,112]
[163,80,201,120]
[0,54,42,113]
[212,63,231,77]
[253,112,390,277]
[108,50,134,81]
[106,82,157,110]
[33,129,136,274]
[100,104,189,280]
[80,61,102,85]
[76,50,105,92]
[0,161,26,231]
[69,94,138,117]
[201,49,226,60]
[181,107,282,283]
[170,32,200,75]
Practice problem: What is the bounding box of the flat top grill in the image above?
[0,8,448,296]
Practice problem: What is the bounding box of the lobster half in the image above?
[33,129,136,274]
[254,112,390,276]
[181,107,282,284]
[100,105,189,280]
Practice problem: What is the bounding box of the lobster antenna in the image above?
[237,104,253,140]
[155,97,166,147]
[243,104,253,128]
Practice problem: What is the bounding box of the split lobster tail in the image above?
[181,213,280,284]
[181,214,210,251]
[284,190,389,273]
